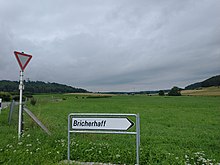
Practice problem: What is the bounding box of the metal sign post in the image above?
[68,113,140,165]
[18,71,24,139]
[14,51,32,140]
[8,100,15,125]
[0,98,2,114]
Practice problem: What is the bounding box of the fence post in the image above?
[0,98,2,114]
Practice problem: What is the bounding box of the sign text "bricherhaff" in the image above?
[72,117,134,131]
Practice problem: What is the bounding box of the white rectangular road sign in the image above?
[68,113,140,164]
[72,117,134,131]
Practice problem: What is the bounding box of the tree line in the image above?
[0,80,88,94]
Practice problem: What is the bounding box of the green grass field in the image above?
[0,94,220,165]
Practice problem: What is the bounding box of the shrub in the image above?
[24,92,33,98]
[87,95,112,99]
[12,95,26,101]
[158,90,165,96]
[30,97,37,106]
[0,92,11,101]
[168,86,181,96]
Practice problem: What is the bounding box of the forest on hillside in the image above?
[185,75,220,90]
[0,80,88,94]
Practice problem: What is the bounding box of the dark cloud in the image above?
[0,0,220,91]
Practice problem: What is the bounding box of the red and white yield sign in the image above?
[14,51,32,71]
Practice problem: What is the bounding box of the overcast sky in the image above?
[0,0,220,92]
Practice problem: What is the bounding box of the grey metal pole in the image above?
[68,115,70,161]
[8,100,15,125]
[136,113,140,165]
[0,98,2,114]
[138,113,140,147]
[18,71,24,140]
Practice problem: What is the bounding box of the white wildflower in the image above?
[26,144,32,147]
[116,154,120,158]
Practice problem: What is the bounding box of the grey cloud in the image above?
[0,0,220,91]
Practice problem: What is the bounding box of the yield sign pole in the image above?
[14,51,32,140]
[18,70,24,139]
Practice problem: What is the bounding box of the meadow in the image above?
[0,94,220,165]
[181,86,220,96]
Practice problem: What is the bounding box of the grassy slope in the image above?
[182,86,220,96]
[0,95,220,164]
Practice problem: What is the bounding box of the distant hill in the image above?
[0,80,88,94]
[182,86,220,96]
[185,75,220,90]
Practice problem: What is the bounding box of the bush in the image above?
[24,92,33,98]
[158,90,165,96]
[0,92,11,101]
[168,86,181,96]
[12,95,26,101]
[87,95,112,99]
[30,97,37,106]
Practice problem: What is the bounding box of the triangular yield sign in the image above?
[14,51,32,71]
